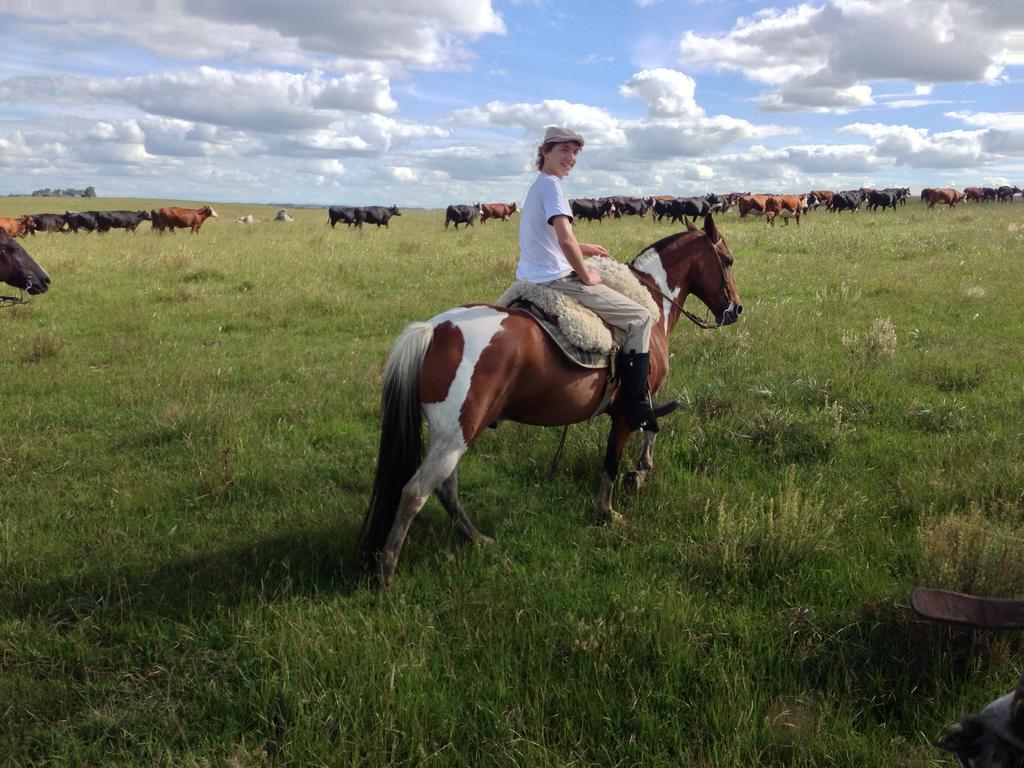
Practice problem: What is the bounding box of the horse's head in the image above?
[0,231,50,295]
[631,213,741,330]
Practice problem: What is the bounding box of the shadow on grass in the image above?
[4,521,382,628]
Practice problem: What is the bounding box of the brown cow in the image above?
[764,195,804,227]
[737,194,769,218]
[0,215,38,238]
[152,205,218,233]
[927,188,963,209]
[963,186,986,203]
[479,202,518,223]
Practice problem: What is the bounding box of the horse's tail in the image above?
[358,321,434,565]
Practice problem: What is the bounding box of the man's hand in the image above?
[579,267,602,285]
[579,243,608,258]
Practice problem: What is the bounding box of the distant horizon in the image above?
[2,1,1021,207]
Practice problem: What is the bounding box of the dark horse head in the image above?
[0,230,51,295]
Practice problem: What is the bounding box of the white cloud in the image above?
[619,69,704,119]
[8,1,506,71]
[679,0,1024,112]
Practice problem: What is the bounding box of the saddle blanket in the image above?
[494,256,660,369]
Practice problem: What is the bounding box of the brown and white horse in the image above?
[361,214,742,585]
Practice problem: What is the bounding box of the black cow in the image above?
[570,198,615,222]
[611,196,648,219]
[652,196,709,224]
[865,190,898,212]
[96,210,151,232]
[997,185,1022,203]
[706,193,732,214]
[328,206,360,228]
[444,204,480,230]
[356,205,401,229]
[28,213,68,233]
[65,211,100,233]
[829,191,862,213]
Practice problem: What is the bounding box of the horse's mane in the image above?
[630,228,702,273]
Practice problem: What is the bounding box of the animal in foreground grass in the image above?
[0,230,50,297]
[912,588,1024,767]
[360,214,742,586]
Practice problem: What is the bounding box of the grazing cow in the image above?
[764,195,804,226]
[65,211,99,233]
[829,191,863,213]
[328,206,360,228]
[27,213,67,233]
[653,196,709,224]
[236,214,255,224]
[570,198,615,222]
[0,215,38,238]
[0,230,50,295]
[274,210,294,222]
[706,193,733,214]
[997,185,1022,203]
[927,188,963,208]
[356,205,401,229]
[444,204,480,230]
[610,196,648,219]
[963,187,986,203]
[736,195,769,218]
[807,190,833,212]
[479,202,517,223]
[96,210,151,232]
[865,189,898,212]
[152,205,218,233]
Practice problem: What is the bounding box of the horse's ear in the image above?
[704,213,719,240]
[684,215,697,231]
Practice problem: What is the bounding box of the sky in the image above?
[0,0,1021,207]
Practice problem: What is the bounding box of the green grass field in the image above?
[2,196,1023,765]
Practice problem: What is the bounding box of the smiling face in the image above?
[540,141,582,179]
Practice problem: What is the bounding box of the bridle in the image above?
[0,292,30,308]
[629,232,736,330]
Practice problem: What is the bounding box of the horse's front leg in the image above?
[623,430,657,495]
[597,418,630,525]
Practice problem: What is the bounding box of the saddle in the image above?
[494,256,660,370]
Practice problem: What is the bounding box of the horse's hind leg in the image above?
[623,431,657,496]
[379,440,465,586]
[437,467,494,545]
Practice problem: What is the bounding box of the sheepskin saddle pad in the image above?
[494,256,660,369]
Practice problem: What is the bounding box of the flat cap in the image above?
[542,126,585,147]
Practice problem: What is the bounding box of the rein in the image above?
[628,235,732,330]
[0,293,30,308]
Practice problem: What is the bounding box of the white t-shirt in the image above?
[516,173,574,283]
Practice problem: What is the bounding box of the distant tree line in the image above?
[29,186,96,198]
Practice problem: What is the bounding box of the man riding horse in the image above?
[518,126,680,433]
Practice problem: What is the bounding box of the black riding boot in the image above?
[617,351,680,432]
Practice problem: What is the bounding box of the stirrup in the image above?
[627,398,681,432]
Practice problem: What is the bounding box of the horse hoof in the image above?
[378,554,397,588]
[623,471,645,495]
[599,508,624,526]
[473,533,495,546]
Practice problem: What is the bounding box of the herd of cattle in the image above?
[0,184,1020,242]
[0,206,219,237]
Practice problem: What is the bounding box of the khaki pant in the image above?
[545,275,652,353]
